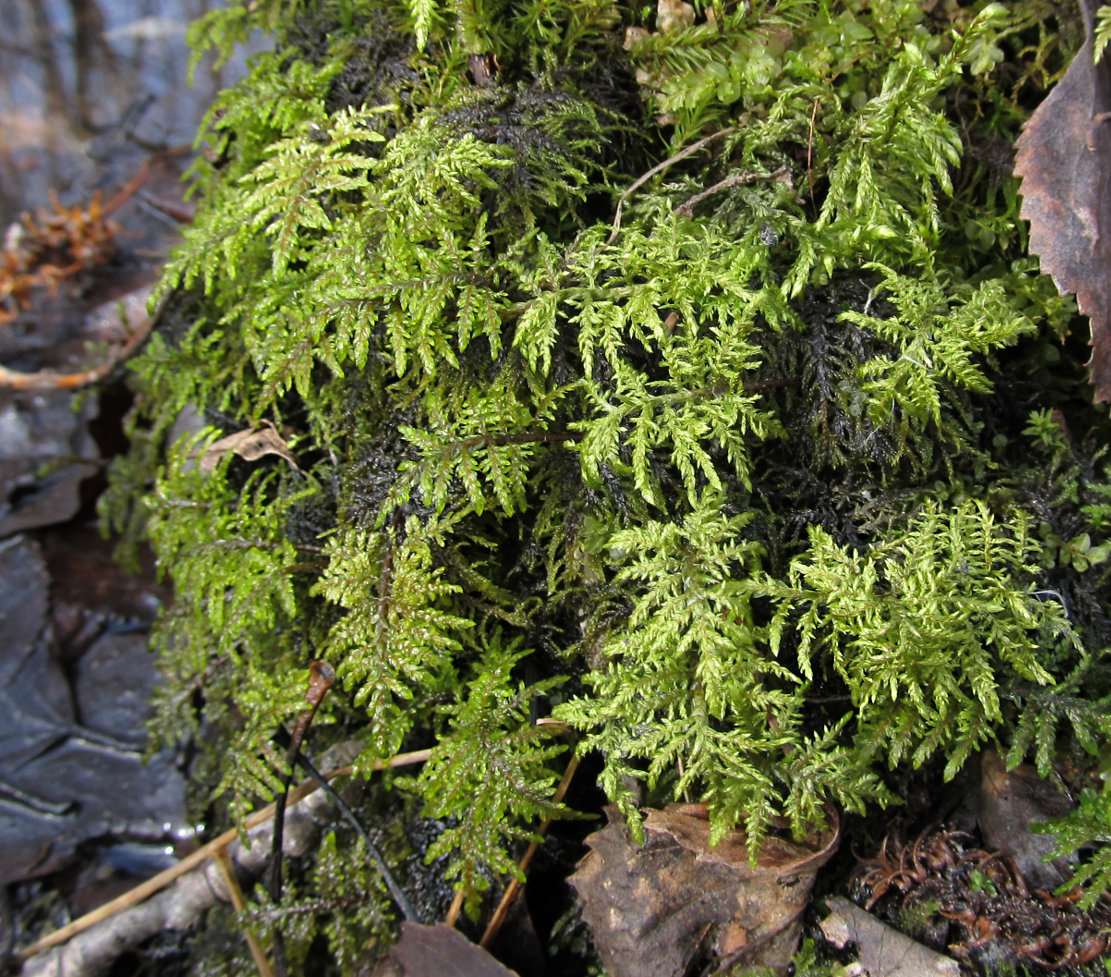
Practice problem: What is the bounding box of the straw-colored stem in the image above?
[16,748,432,961]
[214,848,276,977]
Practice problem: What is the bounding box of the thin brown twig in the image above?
[15,748,432,961]
[673,164,792,218]
[0,288,161,391]
[479,754,581,949]
[0,149,193,390]
[214,848,276,977]
[0,321,154,390]
[445,888,466,928]
[269,662,337,977]
[607,127,737,245]
[96,145,191,220]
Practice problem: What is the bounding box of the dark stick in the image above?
[268,661,336,977]
[272,726,419,923]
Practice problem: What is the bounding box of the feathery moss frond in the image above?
[766,499,1078,778]
[412,633,567,917]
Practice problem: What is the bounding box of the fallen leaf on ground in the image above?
[977,748,1073,890]
[1014,0,1111,401]
[570,805,839,977]
[0,461,98,537]
[0,390,99,537]
[372,923,519,977]
[820,896,960,977]
[0,536,185,884]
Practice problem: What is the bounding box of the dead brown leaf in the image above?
[198,422,300,473]
[570,805,839,977]
[977,748,1073,890]
[372,923,519,977]
[1014,0,1111,401]
[820,897,960,977]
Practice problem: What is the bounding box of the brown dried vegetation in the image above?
[0,192,119,326]
[855,828,1111,970]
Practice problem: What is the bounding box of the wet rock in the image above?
[0,535,185,885]
[0,393,99,538]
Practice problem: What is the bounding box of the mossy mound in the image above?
[102,0,1111,970]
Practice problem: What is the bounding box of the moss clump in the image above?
[103,0,1111,967]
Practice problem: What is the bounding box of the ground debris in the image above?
[0,192,119,327]
[19,761,341,977]
[821,896,960,977]
[0,391,99,539]
[373,923,519,977]
[977,749,1073,891]
[198,421,301,473]
[0,536,185,888]
[1014,0,1111,401]
[570,805,838,977]
[854,824,1111,970]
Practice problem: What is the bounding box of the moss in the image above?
[102,0,1111,967]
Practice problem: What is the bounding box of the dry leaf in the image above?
[372,923,519,977]
[198,422,300,472]
[0,537,186,885]
[977,749,1073,890]
[1014,0,1111,401]
[570,805,839,977]
[820,897,960,977]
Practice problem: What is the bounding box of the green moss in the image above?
[101,0,1111,964]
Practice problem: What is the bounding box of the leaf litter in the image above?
[1015,0,1111,401]
[570,804,839,977]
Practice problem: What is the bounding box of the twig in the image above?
[673,164,792,218]
[268,663,336,977]
[275,728,419,922]
[214,849,276,977]
[136,191,195,225]
[15,748,432,962]
[0,286,159,391]
[677,755,691,804]
[607,127,736,244]
[445,888,466,928]
[19,768,328,977]
[98,145,192,219]
[479,754,580,949]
